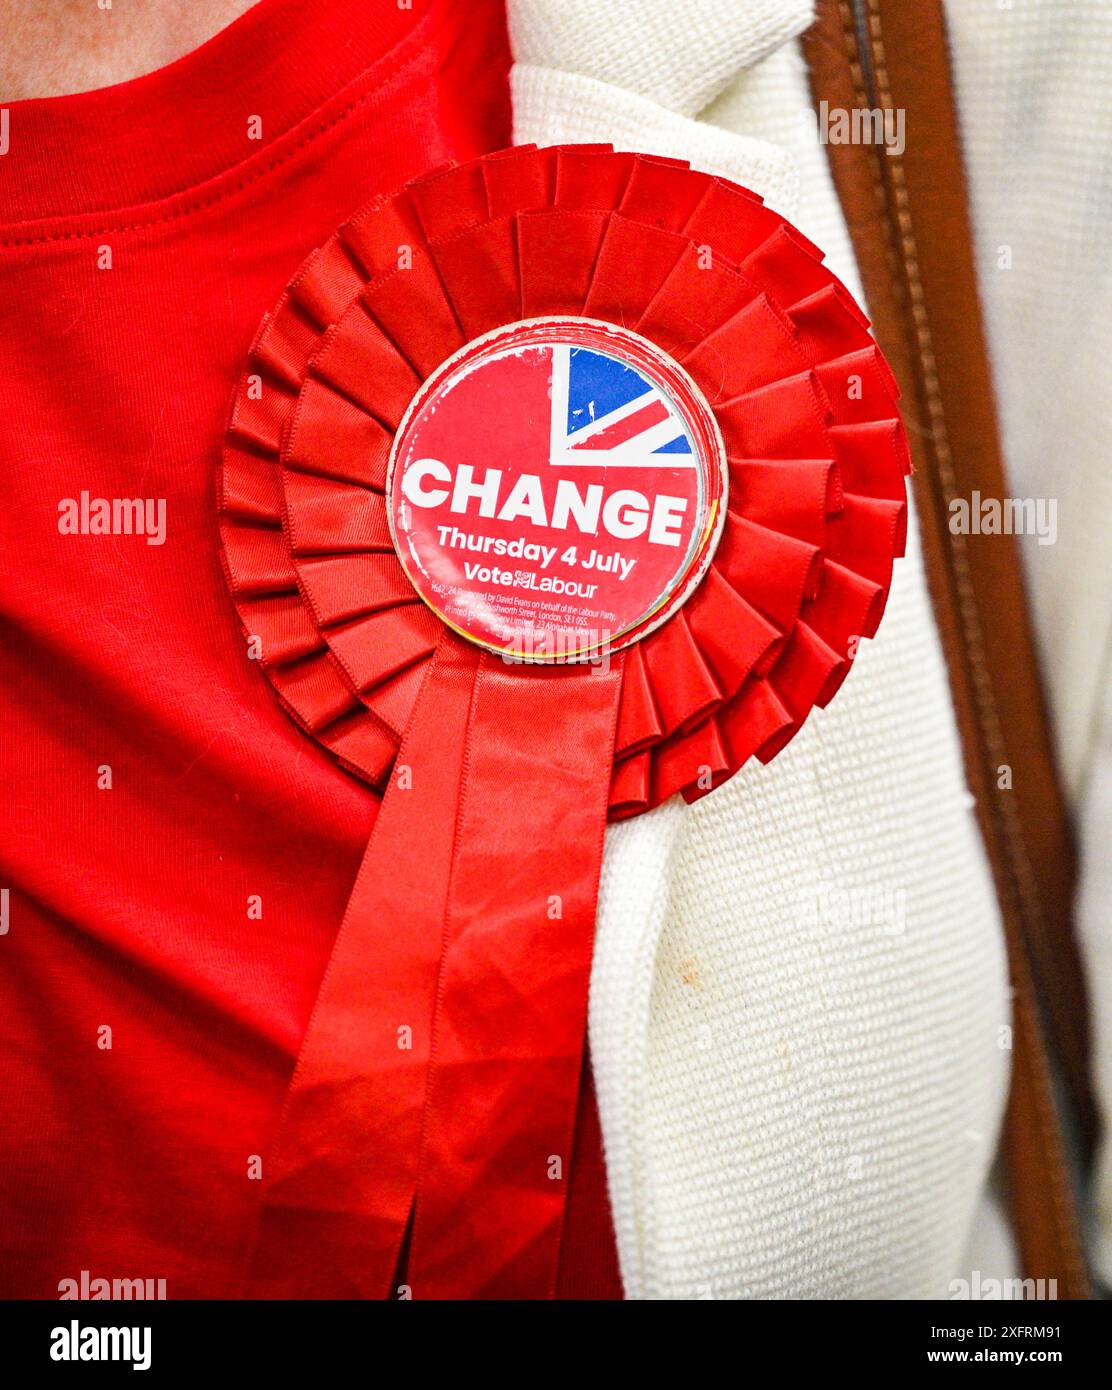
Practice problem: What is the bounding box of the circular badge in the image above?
[386,318,727,662]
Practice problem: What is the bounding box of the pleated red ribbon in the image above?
[217,144,910,1299]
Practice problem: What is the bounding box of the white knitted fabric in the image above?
[511,66,800,212]
[510,1,1012,1298]
[945,0,1112,1285]
[508,0,812,118]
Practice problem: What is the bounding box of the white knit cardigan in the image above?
[507,0,1013,1299]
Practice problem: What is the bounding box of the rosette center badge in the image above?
[386,318,727,661]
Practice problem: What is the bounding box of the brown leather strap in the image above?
[804,0,1092,1297]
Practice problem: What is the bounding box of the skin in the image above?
[0,0,256,99]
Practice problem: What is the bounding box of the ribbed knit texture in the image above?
[511,66,800,212]
[945,0,1112,1287]
[508,0,812,118]
[511,0,1012,1298]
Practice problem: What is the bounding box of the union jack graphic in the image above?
[548,344,697,469]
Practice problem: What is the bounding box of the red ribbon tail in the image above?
[243,637,480,1298]
[403,653,624,1298]
[243,641,622,1299]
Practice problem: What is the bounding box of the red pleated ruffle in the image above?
[218,145,910,819]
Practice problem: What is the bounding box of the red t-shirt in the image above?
[0,0,618,1299]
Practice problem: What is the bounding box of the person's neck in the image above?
[0,0,255,100]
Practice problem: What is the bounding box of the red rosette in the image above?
[217,145,909,1301]
[218,143,909,822]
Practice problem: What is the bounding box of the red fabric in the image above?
[0,0,628,1301]
[243,637,623,1300]
[556,1054,623,1300]
[402,655,623,1298]
[219,145,910,832]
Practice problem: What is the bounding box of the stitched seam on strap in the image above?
[860,0,1084,1291]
